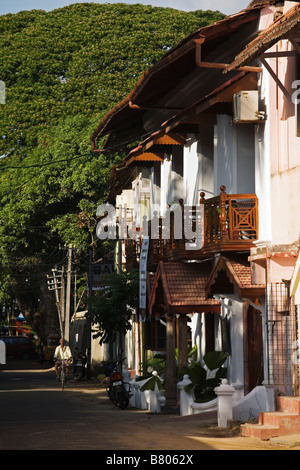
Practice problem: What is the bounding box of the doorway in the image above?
[247,304,264,392]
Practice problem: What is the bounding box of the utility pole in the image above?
[64,244,72,344]
[86,249,93,379]
[60,266,65,328]
[47,268,64,337]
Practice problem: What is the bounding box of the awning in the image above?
[124,130,186,166]
[126,149,164,166]
[225,3,300,73]
[206,254,265,299]
[148,261,221,315]
[91,6,263,150]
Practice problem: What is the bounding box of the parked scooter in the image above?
[73,350,87,381]
[104,358,132,409]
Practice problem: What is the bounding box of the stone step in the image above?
[277,396,300,414]
[241,422,279,440]
[259,411,299,427]
[241,396,300,440]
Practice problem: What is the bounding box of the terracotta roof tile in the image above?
[151,261,220,314]
[206,254,265,299]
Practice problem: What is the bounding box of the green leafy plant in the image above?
[138,344,199,391]
[140,372,163,392]
[180,351,229,403]
[138,354,166,382]
[176,343,198,363]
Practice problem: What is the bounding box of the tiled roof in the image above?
[149,261,220,315]
[206,255,265,298]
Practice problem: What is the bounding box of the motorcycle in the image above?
[73,352,87,381]
[104,358,132,409]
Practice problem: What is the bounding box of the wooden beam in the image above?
[262,51,295,58]
[129,101,183,111]
[196,61,263,73]
[194,41,262,73]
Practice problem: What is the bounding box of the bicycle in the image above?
[57,359,68,390]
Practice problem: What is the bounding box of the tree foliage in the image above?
[0,3,225,338]
[87,269,139,345]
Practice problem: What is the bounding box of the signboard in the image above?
[139,236,149,321]
[92,263,115,290]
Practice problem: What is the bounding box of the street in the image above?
[0,358,299,453]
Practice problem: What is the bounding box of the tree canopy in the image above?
[0,3,225,339]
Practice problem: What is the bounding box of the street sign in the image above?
[139,236,149,321]
[91,262,115,290]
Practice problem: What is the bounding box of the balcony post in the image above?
[200,192,206,244]
[219,185,229,242]
[178,198,185,251]
[177,314,188,372]
[199,192,205,204]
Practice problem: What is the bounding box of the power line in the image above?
[0,129,153,172]
[0,152,93,171]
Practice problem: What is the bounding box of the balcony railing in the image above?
[150,186,258,262]
[203,185,258,246]
[124,185,259,266]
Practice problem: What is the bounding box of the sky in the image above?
[0,0,251,17]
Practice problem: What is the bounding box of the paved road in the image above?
[0,359,299,453]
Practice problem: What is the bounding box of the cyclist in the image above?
[54,337,72,381]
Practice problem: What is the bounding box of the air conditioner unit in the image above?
[233,90,265,123]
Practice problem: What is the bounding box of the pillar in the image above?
[214,379,235,427]
[165,314,177,406]
[177,314,188,373]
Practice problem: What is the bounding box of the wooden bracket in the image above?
[260,57,293,102]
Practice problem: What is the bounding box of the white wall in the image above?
[160,156,172,214]
[214,115,255,196]
[184,138,200,206]
[254,118,272,244]
[224,298,245,400]
[214,115,236,194]
[254,38,300,247]
[184,129,214,205]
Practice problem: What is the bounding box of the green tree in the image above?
[0,4,225,339]
[87,269,139,351]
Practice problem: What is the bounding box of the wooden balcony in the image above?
[149,185,259,264]
[123,186,259,268]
